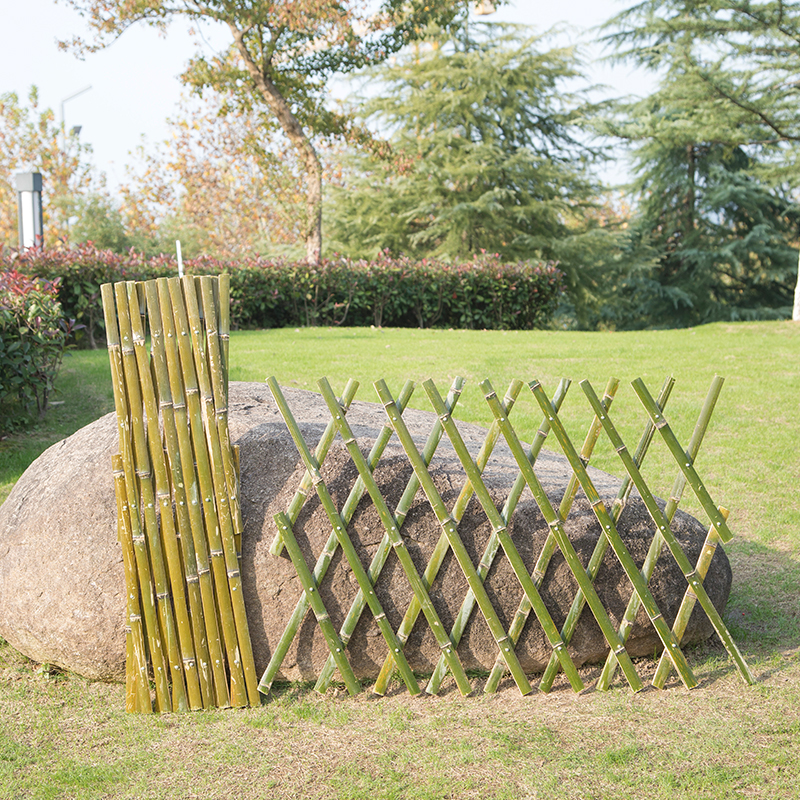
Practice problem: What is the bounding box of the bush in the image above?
[0,269,73,430]
[2,245,564,346]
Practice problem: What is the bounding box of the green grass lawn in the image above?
[1,320,799,799]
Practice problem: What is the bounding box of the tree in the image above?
[603,0,800,185]
[0,87,94,249]
[326,22,631,323]
[600,2,800,325]
[62,0,474,264]
[119,91,311,258]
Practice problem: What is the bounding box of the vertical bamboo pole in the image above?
[190,276,259,706]
[157,278,229,708]
[129,282,203,711]
[102,283,172,712]
[168,277,248,707]
[113,454,151,713]
[146,280,214,708]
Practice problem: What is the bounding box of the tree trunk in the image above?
[230,25,323,265]
[793,250,800,322]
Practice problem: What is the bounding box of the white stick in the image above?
[793,249,800,322]
[176,240,184,279]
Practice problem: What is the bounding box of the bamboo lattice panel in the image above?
[103,276,259,713]
[261,373,754,697]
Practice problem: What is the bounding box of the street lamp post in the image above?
[16,172,44,249]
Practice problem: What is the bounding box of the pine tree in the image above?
[602,1,800,325]
[326,22,630,324]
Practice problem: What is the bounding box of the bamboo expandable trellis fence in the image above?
[260,373,754,699]
[104,275,753,711]
[103,275,259,713]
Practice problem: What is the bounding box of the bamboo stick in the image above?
[146,280,215,708]
[273,511,361,695]
[158,278,230,708]
[652,507,751,686]
[267,378,421,695]
[129,282,203,711]
[482,378,644,692]
[631,378,734,544]
[188,276,258,706]
[200,277,244,555]
[529,379,698,690]
[269,380,360,557]
[115,281,188,711]
[168,277,248,707]
[537,377,674,693]
[259,381,414,696]
[102,284,171,712]
[320,377,465,695]
[113,454,151,713]
[484,378,617,694]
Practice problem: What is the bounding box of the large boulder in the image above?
[0,382,731,684]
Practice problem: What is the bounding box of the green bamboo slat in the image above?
[182,275,259,707]
[318,378,465,695]
[325,379,472,696]
[116,281,189,712]
[168,277,248,708]
[582,379,752,688]
[529,379,698,691]
[146,280,215,708]
[259,381,416,695]
[129,283,203,711]
[157,278,230,708]
[538,376,674,693]
[424,379,584,695]
[269,380,360,557]
[482,378,644,692]
[267,378,421,695]
[631,378,734,545]
[273,512,361,695]
[113,454,151,713]
[383,378,525,697]
[484,378,617,694]
[102,284,171,712]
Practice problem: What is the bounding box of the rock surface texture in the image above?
[0,382,732,684]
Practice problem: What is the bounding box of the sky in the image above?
[0,0,653,191]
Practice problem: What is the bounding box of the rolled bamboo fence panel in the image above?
[102,275,258,712]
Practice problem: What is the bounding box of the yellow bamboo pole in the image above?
[102,283,172,712]
[157,278,230,708]
[113,454,151,713]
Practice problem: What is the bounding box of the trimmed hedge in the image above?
[0,269,73,430]
[2,245,564,347]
